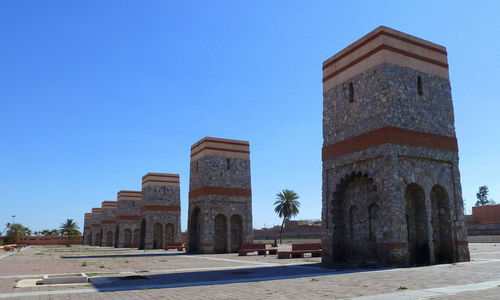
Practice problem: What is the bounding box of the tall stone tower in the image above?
[139,173,181,249]
[321,26,470,267]
[188,137,253,253]
[90,208,102,246]
[100,201,117,247]
[115,190,142,248]
[83,212,92,245]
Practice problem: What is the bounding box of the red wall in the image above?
[472,205,500,224]
[19,236,83,245]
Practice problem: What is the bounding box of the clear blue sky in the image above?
[1,1,499,232]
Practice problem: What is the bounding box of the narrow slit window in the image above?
[196,162,199,172]
[417,76,423,95]
[349,82,354,102]
[227,158,230,170]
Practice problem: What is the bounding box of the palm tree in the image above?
[274,189,300,244]
[59,219,79,246]
[5,223,31,244]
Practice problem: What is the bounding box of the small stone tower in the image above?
[83,213,92,245]
[90,208,102,246]
[115,190,142,248]
[322,26,470,267]
[100,201,117,247]
[188,137,253,253]
[139,173,181,250]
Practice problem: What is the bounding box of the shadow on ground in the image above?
[89,263,388,292]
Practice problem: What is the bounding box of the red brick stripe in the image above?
[189,187,252,198]
[191,147,250,158]
[456,240,469,246]
[322,126,458,161]
[322,44,448,83]
[323,30,447,70]
[191,139,249,150]
[101,220,116,224]
[91,224,101,227]
[140,205,181,212]
[116,215,141,220]
[142,179,179,185]
[377,242,407,249]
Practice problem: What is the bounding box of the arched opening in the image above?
[189,207,201,252]
[87,234,92,246]
[431,185,453,263]
[139,219,146,250]
[106,231,113,247]
[165,223,175,244]
[124,229,132,248]
[153,223,164,249]
[114,225,120,248]
[405,183,430,266]
[230,214,243,252]
[337,173,378,263]
[96,233,101,247]
[133,229,140,247]
[214,214,228,253]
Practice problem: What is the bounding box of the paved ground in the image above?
[0,243,500,299]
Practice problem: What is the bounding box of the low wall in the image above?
[468,235,500,243]
[254,227,322,240]
[19,236,83,245]
[472,205,500,224]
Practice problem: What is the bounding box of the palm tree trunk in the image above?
[279,218,286,245]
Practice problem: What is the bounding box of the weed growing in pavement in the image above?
[397,286,408,290]
[81,262,88,267]
[310,278,320,282]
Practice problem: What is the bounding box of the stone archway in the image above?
[214,214,228,253]
[96,233,101,246]
[165,223,175,244]
[332,172,379,263]
[230,214,243,253]
[124,229,132,248]
[153,223,164,249]
[405,183,430,266]
[431,185,454,263]
[106,231,113,247]
[189,207,201,252]
[139,219,146,250]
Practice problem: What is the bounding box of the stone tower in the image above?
[90,208,102,246]
[83,213,92,245]
[100,201,117,247]
[188,137,253,253]
[139,173,181,250]
[321,26,470,267]
[115,190,142,248]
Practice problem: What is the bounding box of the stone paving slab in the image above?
[0,244,500,299]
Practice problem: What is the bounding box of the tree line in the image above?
[0,219,80,245]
